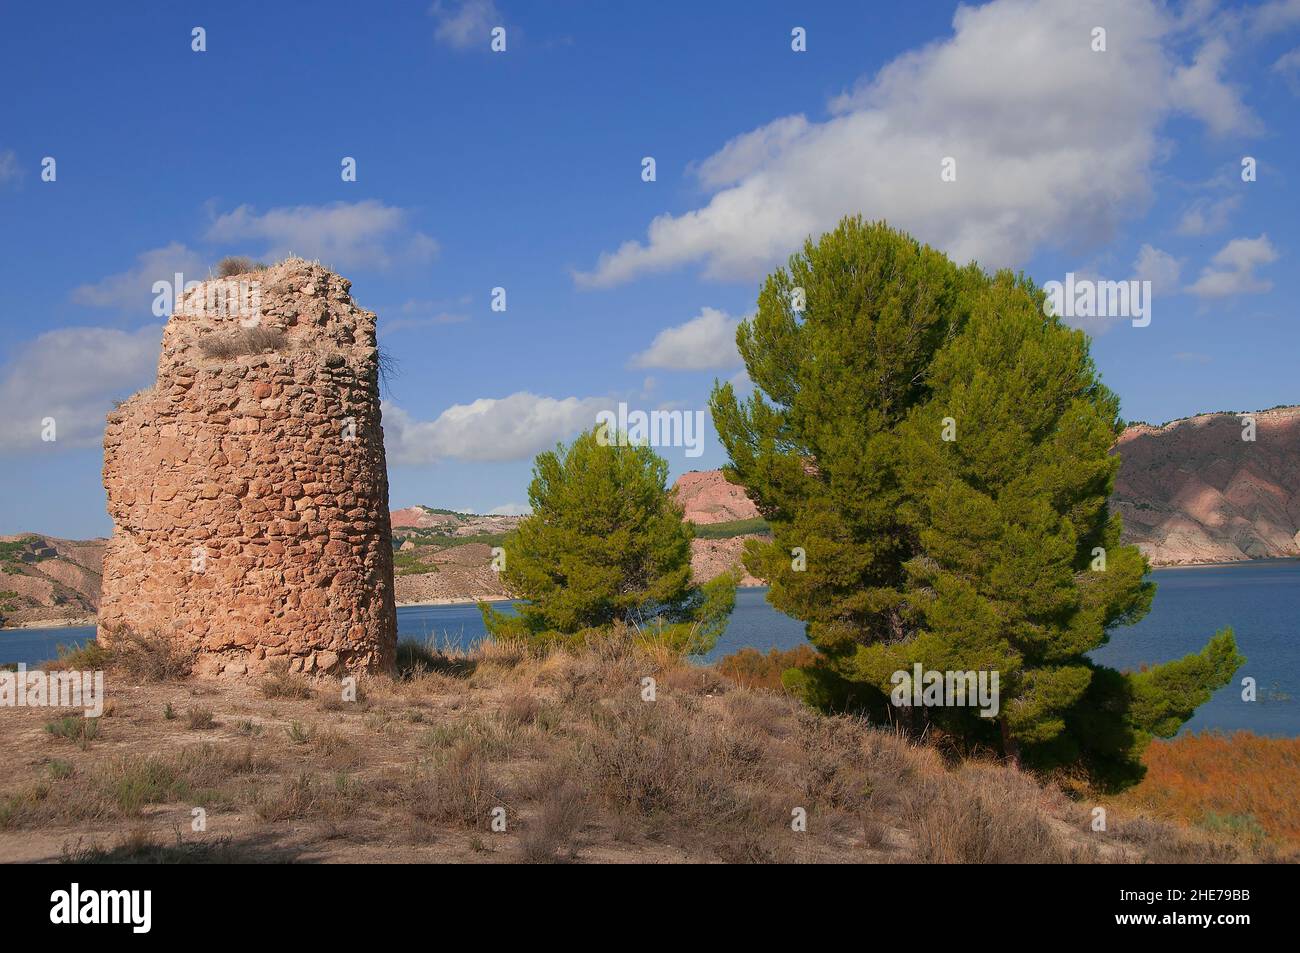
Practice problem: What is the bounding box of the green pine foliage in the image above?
[709,217,1242,790]
[481,426,738,655]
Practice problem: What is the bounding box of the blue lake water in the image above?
[395,588,807,664]
[4,561,1295,735]
[1090,560,1299,737]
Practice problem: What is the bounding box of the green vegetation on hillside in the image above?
[0,536,46,574]
[394,528,510,548]
[414,506,472,517]
[710,217,1241,790]
[689,517,770,539]
[0,536,41,557]
[389,531,511,578]
[392,551,438,576]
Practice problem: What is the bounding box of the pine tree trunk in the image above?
[1000,719,1021,767]
[894,702,914,735]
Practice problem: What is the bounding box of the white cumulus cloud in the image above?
[1133,244,1182,295]
[575,0,1259,288]
[689,116,812,190]
[1168,37,1262,136]
[487,502,531,516]
[631,307,743,370]
[383,392,607,464]
[72,243,206,313]
[1187,235,1279,297]
[0,324,161,454]
[1175,194,1241,236]
[206,200,438,271]
[1274,45,1300,91]
[429,0,502,50]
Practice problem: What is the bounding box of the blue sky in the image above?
[1,0,1298,539]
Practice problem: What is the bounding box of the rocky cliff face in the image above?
[98,259,396,677]
[671,471,767,585]
[672,470,760,524]
[1113,406,1300,566]
[688,536,766,587]
[674,407,1300,575]
[390,506,461,530]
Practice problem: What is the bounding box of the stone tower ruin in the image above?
[99,259,397,677]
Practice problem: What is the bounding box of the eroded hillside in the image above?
[1114,406,1300,566]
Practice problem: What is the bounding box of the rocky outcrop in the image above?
[1113,406,1300,566]
[98,259,396,677]
[689,536,765,587]
[672,470,760,524]
[671,471,767,584]
[390,506,461,531]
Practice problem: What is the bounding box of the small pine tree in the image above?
[710,217,1242,789]
[481,426,737,654]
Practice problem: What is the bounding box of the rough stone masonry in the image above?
[99,259,397,677]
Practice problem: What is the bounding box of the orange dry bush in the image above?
[1118,731,1300,849]
[714,645,817,692]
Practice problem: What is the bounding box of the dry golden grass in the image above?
[215,256,267,278]
[1113,731,1300,850]
[0,632,1288,864]
[196,327,286,360]
[185,707,215,730]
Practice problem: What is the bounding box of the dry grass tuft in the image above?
[45,715,101,748]
[408,742,503,830]
[215,256,267,278]
[259,666,315,700]
[396,638,478,679]
[909,764,1085,863]
[185,707,216,730]
[197,326,286,360]
[519,763,588,863]
[0,743,273,832]
[52,630,193,681]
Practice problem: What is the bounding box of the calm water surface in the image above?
[5,561,1295,735]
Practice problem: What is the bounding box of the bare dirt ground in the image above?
[0,636,1279,864]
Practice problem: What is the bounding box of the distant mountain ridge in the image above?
[669,407,1300,569]
[4,405,1296,627]
[390,506,521,536]
[1113,405,1300,566]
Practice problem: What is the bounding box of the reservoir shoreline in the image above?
[3,561,1296,737]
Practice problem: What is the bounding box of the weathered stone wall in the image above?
[99,259,396,677]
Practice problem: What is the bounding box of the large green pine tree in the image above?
[482,426,737,654]
[710,217,1241,789]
